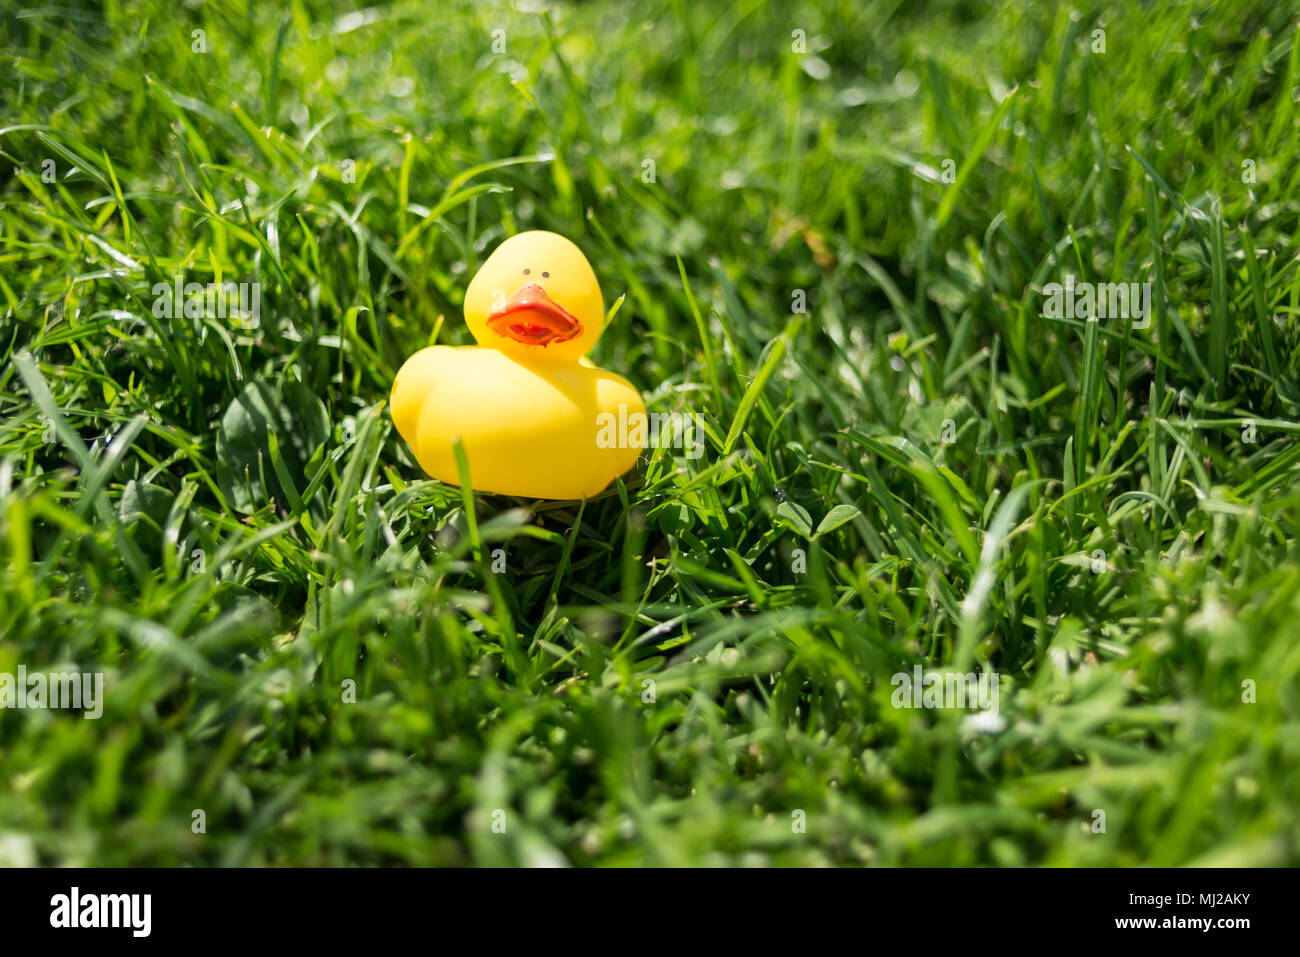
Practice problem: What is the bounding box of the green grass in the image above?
[1,0,1298,866]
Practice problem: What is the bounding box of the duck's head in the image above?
[464,230,604,362]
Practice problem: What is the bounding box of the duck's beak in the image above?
[486,283,583,346]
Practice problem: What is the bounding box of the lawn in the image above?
[1,0,1298,866]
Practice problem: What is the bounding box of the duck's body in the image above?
[391,345,644,499]
[390,230,646,500]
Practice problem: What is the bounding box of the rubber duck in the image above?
[391,230,646,499]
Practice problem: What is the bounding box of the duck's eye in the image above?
[523,268,531,275]
[542,271,550,278]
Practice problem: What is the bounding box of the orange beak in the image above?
[486,283,583,346]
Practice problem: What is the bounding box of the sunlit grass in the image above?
[0,0,1297,866]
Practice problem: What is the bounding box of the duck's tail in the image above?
[390,347,443,444]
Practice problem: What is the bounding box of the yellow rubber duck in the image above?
[391,230,646,499]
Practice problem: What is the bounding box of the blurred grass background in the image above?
[0,0,1298,865]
